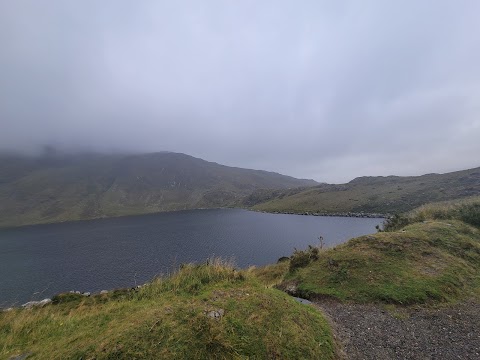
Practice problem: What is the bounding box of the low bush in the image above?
[289,245,320,272]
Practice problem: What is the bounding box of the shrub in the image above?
[289,245,320,272]
[459,203,480,227]
[383,196,480,231]
[382,214,411,232]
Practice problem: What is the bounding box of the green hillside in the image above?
[0,152,317,227]
[251,167,480,215]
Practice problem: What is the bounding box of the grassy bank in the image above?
[0,259,336,360]
[281,220,480,304]
[254,198,480,305]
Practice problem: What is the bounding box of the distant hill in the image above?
[250,167,480,215]
[3,151,479,227]
[0,152,317,227]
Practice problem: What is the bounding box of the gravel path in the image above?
[313,300,480,360]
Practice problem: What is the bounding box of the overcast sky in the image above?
[1,1,479,182]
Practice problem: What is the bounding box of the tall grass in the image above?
[384,196,480,231]
[137,257,244,298]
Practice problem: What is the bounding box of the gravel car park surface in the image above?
[314,300,480,360]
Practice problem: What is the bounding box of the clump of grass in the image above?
[247,261,289,287]
[137,257,244,298]
[383,196,480,231]
[249,246,323,288]
[0,258,337,359]
[289,245,320,272]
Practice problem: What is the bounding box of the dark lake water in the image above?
[0,209,382,307]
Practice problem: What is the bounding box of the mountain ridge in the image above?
[0,151,317,227]
[250,165,480,214]
[2,150,480,227]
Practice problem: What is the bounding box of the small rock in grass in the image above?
[9,352,31,360]
[205,308,225,319]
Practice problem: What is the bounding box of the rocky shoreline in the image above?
[254,209,388,219]
[1,287,145,312]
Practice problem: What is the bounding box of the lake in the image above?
[0,209,382,307]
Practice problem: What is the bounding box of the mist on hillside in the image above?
[1,1,480,182]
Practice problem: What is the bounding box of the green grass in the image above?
[0,259,336,360]
[251,199,480,305]
[270,220,480,305]
[383,196,480,231]
[247,260,290,288]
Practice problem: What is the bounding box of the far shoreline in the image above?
[249,208,388,219]
[0,206,387,230]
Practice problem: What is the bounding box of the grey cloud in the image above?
[1,0,480,182]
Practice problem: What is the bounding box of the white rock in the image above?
[205,308,225,319]
[22,298,52,309]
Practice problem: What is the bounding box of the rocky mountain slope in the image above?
[250,166,480,215]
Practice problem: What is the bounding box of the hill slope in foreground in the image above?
[0,260,336,360]
[250,166,480,215]
[0,152,316,227]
